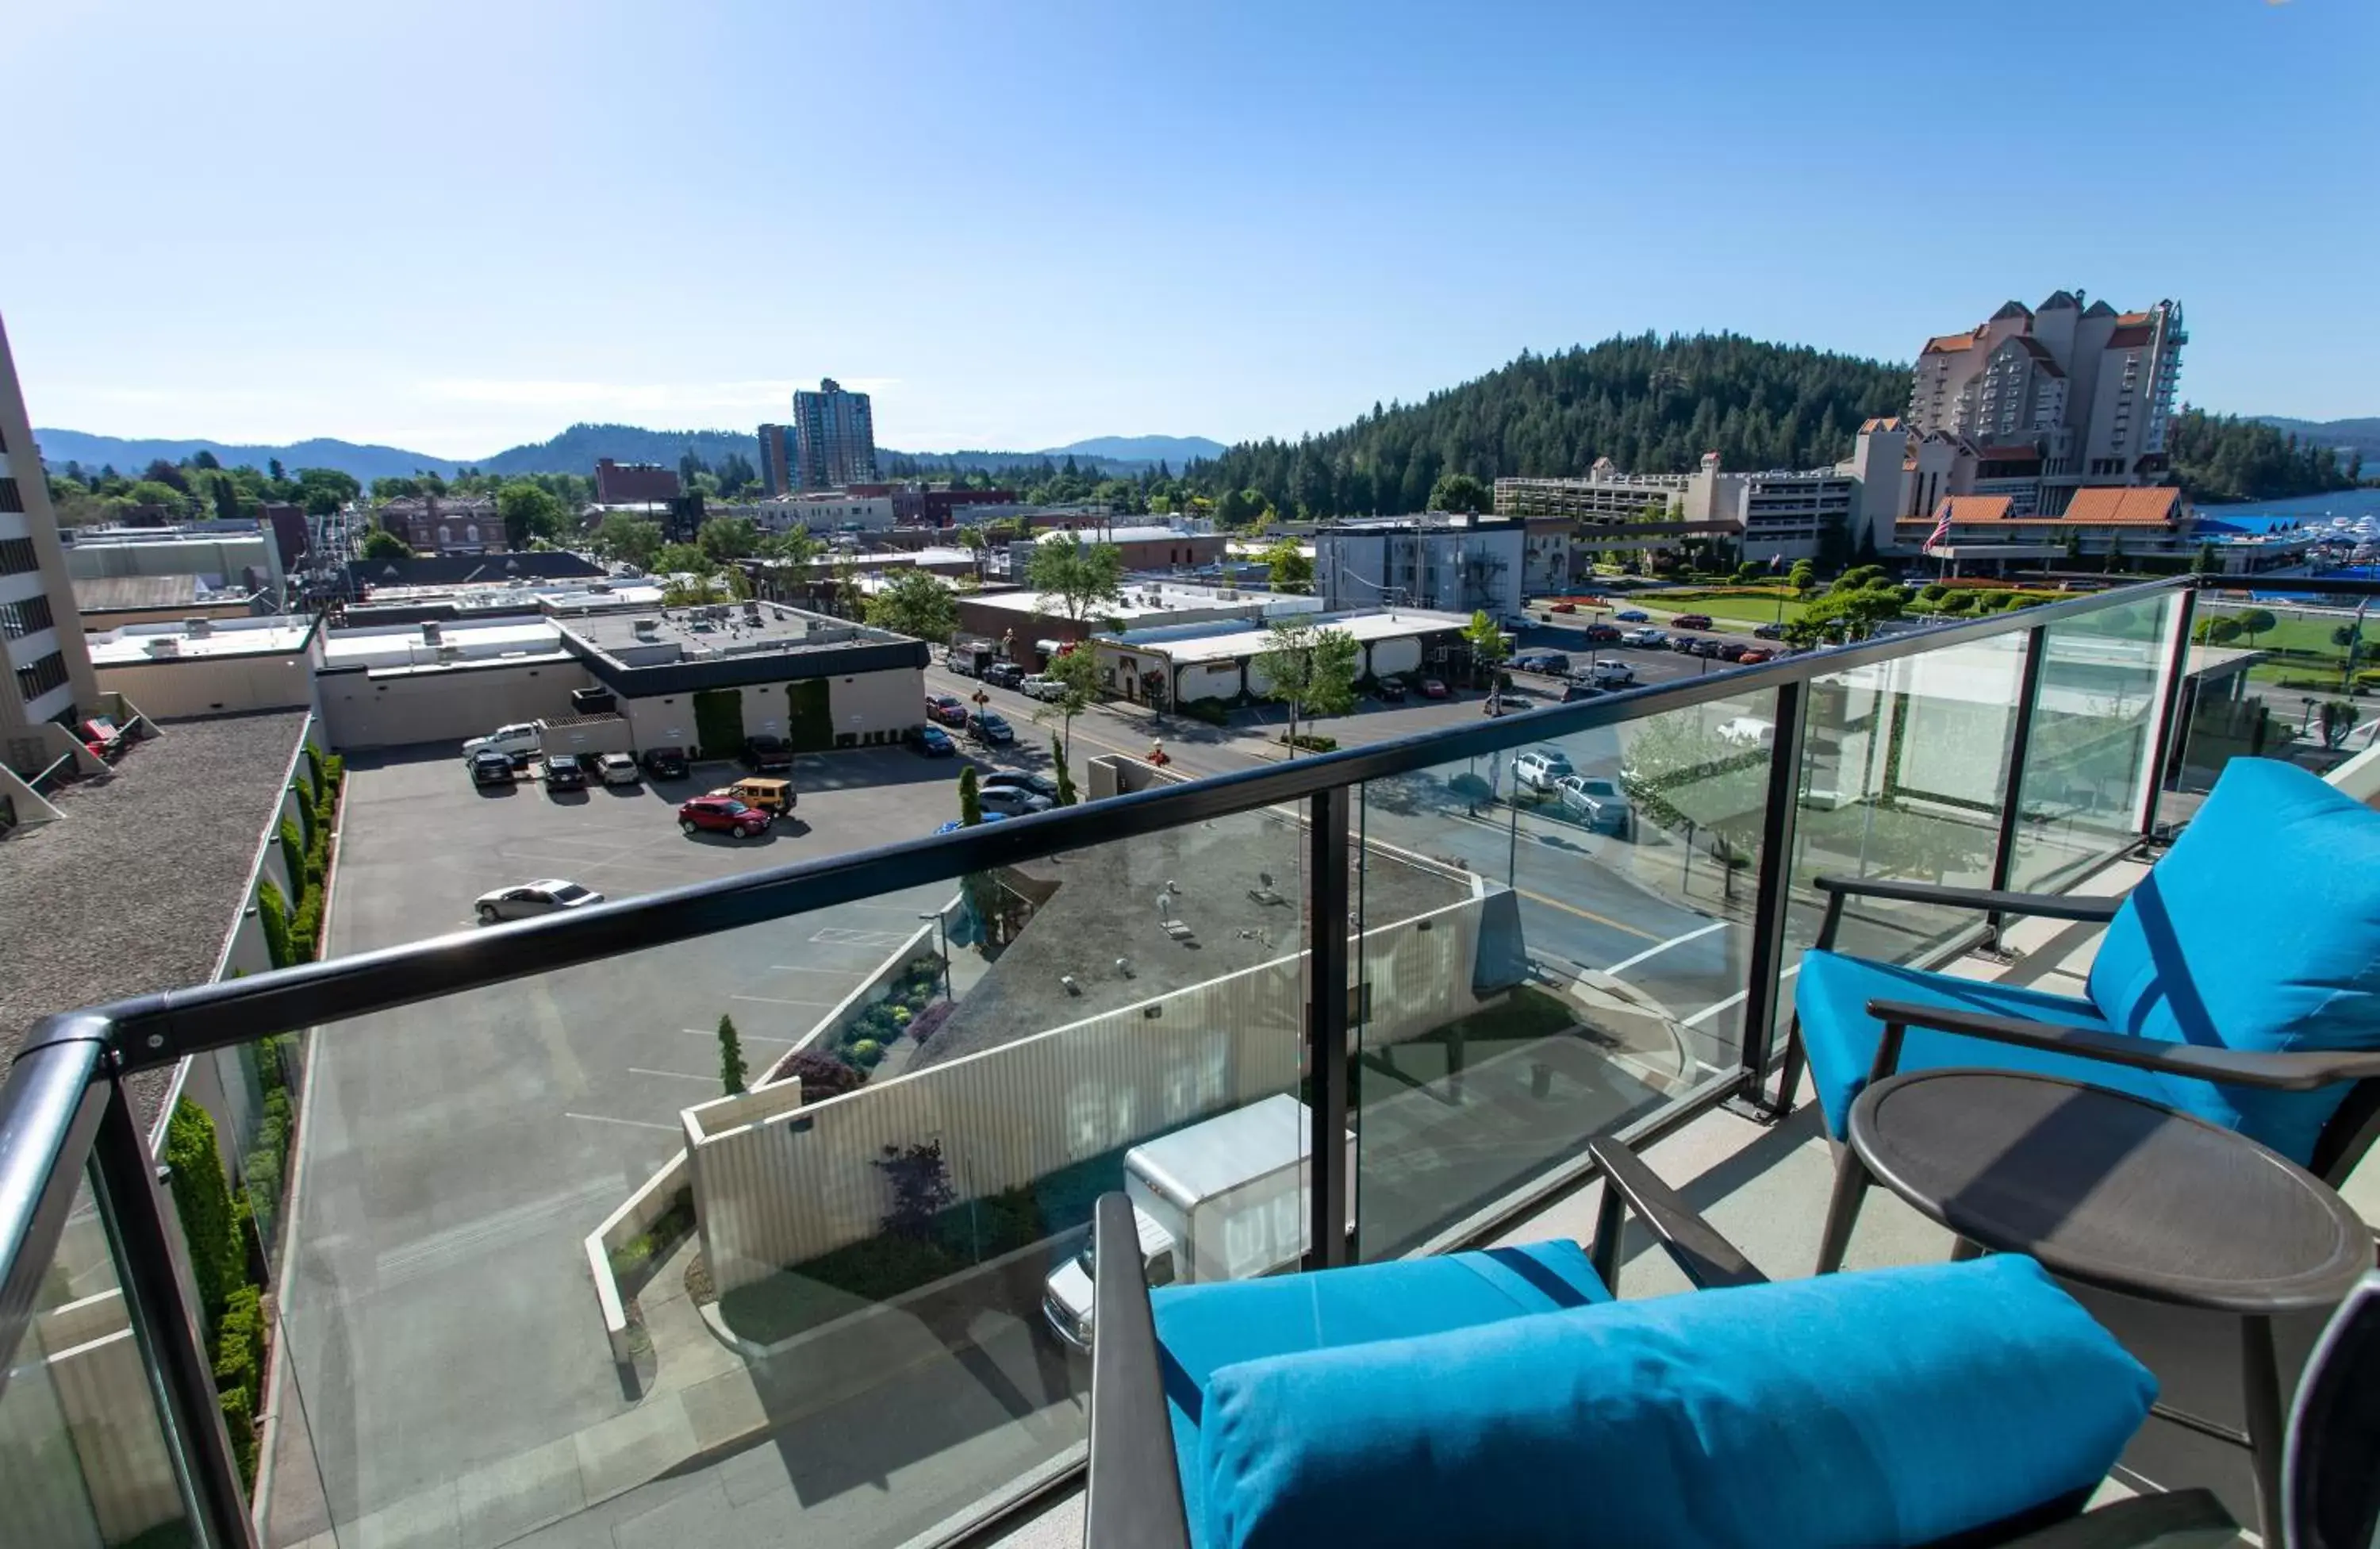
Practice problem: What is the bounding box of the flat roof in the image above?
[962,584,1314,625]
[1027,525,1219,545]
[0,710,311,1124]
[86,617,317,664]
[324,618,564,669]
[559,602,896,662]
[1100,608,1470,665]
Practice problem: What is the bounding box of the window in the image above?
[0,478,21,513]
[0,594,54,640]
[15,650,69,703]
[0,537,36,575]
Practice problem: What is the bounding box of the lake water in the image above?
[2194,487,2380,535]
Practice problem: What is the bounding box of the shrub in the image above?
[1918,582,1948,602]
[164,1103,243,1334]
[290,894,321,964]
[1277,733,1338,752]
[905,1001,955,1044]
[877,1140,955,1238]
[1179,698,1231,726]
[717,1013,748,1096]
[851,1038,884,1067]
[278,819,306,903]
[256,882,294,971]
[785,1050,864,1101]
[219,1382,256,1485]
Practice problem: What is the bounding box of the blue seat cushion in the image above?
[1795,949,2182,1140]
[1196,1255,2155,1549]
[1150,1240,1610,1549]
[2086,757,2380,1164]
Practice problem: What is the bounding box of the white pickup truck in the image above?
[1019,675,1065,701]
[461,721,543,764]
[1042,1094,1354,1350]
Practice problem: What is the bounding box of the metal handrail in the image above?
[0,570,2196,1546]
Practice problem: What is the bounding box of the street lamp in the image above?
[919,910,951,998]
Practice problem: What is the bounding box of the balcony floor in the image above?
[994,857,2378,1548]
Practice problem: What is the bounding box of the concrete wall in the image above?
[616,667,924,756]
[687,894,1495,1290]
[92,650,318,720]
[317,659,590,751]
[827,667,927,744]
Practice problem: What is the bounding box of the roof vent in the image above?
[147,637,180,657]
[185,617,213,637]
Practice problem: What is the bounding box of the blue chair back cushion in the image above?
[2087,758,2380,1162]
[1195,1255,2155,1549]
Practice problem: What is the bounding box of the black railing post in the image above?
[1733,678,1808,1117]
[91,1075,260,1549]
[1306,782,1353,1271]
[1985,626,2052,951]
[2140,582,2200,840]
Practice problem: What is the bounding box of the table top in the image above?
[1848,1068,2374,1314]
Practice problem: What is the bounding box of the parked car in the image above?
[907,724,956,756]
[1715,641,1751,663]
[926,693,969,728]
[542,752,588,791]
[978,786,1054,818]
[1019,675,1065,701]
[463,721,542,766]
[1553,774,1634,837]
[1550,602,1577,614]
[1691,637,1726,658]
[983,662,1026,690]
[1418,677,1449,699]
[1668,634,1700,654]
[1580,622,1622,644]
[944,651,979,678]
[1512,651,1572,675]
[742,735,794,773]
[1560,683,1607,703]
[935,812,1012,834]
[1717,716,1776,748]
[474,878,604,924]
[1583,659,1637,688]
[678,796,770,839]
[965,710,1016,744]
[1672,613,1714,631]
[705,777,795,817]
[1614,609,1649,623]
[468,748,516,787]
[1752,622,1787,640]
[1513,748,1576,793]
[981,771,1061,801]
[639,745,690,780]
[1734,647,1776,665]
[594,751,640,786]
[1374,675,1407,701]
[1620,627,1667,648]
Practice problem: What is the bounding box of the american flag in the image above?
[1925,501,1953,550]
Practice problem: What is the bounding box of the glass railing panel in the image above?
[1785,630,2027,966]
[2010,593,2177,893]
[1350,688,1780,1259]
[256,803,1305,1549]
[2172,590,2369,820]
[0,1174,198,1549]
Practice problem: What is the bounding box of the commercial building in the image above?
[757,424,793,496]
[592,458,682,505]
[71,574,259,629]
[1897,486,2193,572]
[1008,523,1228,576]
[0,312,102,774]
[1314,516,1525,619]
[889,486,1019,526]
[83,614,325,720]
[1495,455,1852,565]
[1092,608,1472,709]
[374,494,505,556]
[1905,292,2187,509]
[61,523,290,605]
[792,378,878,490]
[717,494,896,533]
[954,581,1318,672]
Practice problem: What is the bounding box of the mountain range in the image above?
[2255,417,2380,464]
[28,425,1227,484]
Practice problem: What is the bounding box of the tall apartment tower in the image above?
[791,379,878,490]
[757,424,793,497]
[0,311,100,774]
[1905,292,2186,512]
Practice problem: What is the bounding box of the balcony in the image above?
[3,575,2374,1549]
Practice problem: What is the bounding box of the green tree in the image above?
[163,1103,243,1334]
[1050,733,1079,807]
[2190,541,2218,576]
[958,763,982,826]
[1035,644,1103,782]
[593,513,664,569]
[717,1013,748,1096]
[1787,559,1817,595]
[2193,616,2244,645]
[1027,533,1125,623]
[496,481,565,550]
[1253,620,1361,753]
[1427,472,1493,514]
[758,525,822,565]
[697,516,760,563]
[360,529,411,561]
[863,568,958,643]
[2236,608,2277,645]
[1461,609,1509,687]
[1262,538,1314,594]
[955,525,989,580]
[654,542,708,576]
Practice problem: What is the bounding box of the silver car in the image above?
[1553,774,1634,837]
[595,751,640,785]
[474,878,605,924]
[977,786,1054,818]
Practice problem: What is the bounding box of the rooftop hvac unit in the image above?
[421,621,443,644]
[185,617,213,637]
[146,637,180,657]
[632,618,660,638]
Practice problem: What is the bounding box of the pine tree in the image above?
[717,1014,748,1096]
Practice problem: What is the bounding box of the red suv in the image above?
[678,796,770,840]
[1672,613,1714,631]
[925,693,968,728]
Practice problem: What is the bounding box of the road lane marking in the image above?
[731,994,831,1007]
[628,1067,719,1082]
[810,927,908,947]
[680,1027,794,1042]
[564,1111,680,1132]
[1603,919,1731,975]
[1510,885,1661,942]
[768,964,860,974]
[1680,962,1802,1027]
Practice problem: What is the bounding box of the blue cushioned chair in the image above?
[1083,1137,2235,1549]
[1779,758,2380,1186]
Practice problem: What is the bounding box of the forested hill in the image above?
[2171,409,2364,503]
[1184,333,1911,518]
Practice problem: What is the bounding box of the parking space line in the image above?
[1603,920,1730,975]
[768,964,858,974]
[731,993,831,1007]
[564,1112,679,1132]
[628,1067,719,1082]
[680,1026,795,1042]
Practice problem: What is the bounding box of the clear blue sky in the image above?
[4,0,2370,459]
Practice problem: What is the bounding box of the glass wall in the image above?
[1351,689,1780,1260]
[2171,590,2372,822]
[2010,593,2177,892]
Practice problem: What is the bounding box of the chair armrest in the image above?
[1983,1488,2236,1548]
[1587,1136,1767,1294]
[1867,998,2380,1093]
[1814,874,2126,921]
[1086,1193,1191,1549]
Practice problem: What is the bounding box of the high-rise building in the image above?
[0,311,101,774]
[1906,292,2186,510]
[792,379,878,490]
[757,424,793,497]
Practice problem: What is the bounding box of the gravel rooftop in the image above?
[1,710,310,1124]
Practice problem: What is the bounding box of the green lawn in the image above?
[1627,589,1804,628]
